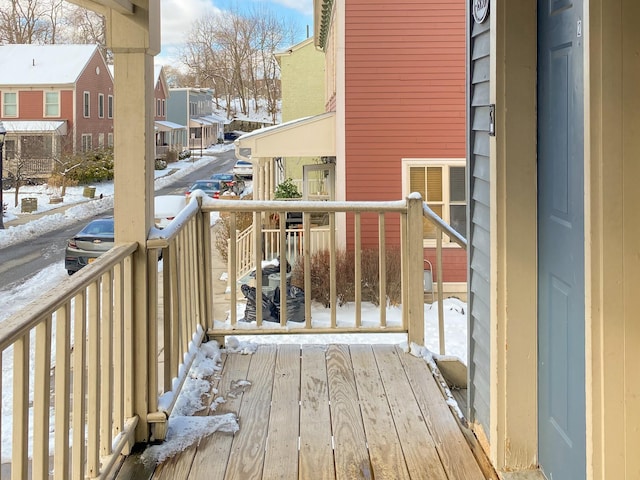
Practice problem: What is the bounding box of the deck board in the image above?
[350,344,411,479]
[398,346,486,479]
[326,344,372,479]
[117,343,492,480]
[299,346,335,480]
[224,344,276,479]
[187,350,252,479]
[262,344,301,479]
[373,345,449,479]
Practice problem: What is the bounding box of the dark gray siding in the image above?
[468,16,491,437]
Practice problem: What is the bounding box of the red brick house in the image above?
[0,44,114,179]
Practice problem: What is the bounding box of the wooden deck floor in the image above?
[115,344,493,480]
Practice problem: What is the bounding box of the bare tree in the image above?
[179,8,287,120]
[0,0,107,53]
[0,0,56,44]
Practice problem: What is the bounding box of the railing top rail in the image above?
[0,242,137,352]
[422,201,467,249]
[147,196,202,248]
[201,198,408,213]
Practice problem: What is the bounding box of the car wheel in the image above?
[68,270,75,275]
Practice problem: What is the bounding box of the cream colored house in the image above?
[274,37,326,188]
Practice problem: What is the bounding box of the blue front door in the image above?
[537,0,586,478]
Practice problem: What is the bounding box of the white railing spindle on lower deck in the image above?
[0,243,138,479]
[33,317,52,480]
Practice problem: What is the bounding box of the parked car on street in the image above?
[65,217,114,275]
[210,173,245,195]
[185,179,226,199]
[232,160,253,179]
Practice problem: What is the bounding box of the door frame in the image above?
[487,0,640,478]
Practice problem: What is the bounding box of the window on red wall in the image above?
[44,91,59,117]
[81,134,92,152]
[404,158,467,246]
[3,92,17,117]
[83,92,90,118]
[98,94,104,118]
[108,95,113,118]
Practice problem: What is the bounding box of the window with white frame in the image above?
[3,92,17,117]
[44,91,59,117]
[108,95,113,118]
[98,93,104,118]
[107,133,113,147]
[83,92,90,117]
[161,99,166,116]
[403,158,467,245]
[98,133,104,147]
[156,98,161,116]
[81,134,92,152]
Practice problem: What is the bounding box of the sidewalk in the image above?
[4,200,82,227]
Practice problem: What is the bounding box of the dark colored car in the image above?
[210,173,245,195]
[65,217,115,275]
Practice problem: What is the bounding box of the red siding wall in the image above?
[344,0,467,281]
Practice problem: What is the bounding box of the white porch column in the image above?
[107,0,160,443]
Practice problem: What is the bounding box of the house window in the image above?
[20,136,52,159]
[161,99,166,116]
[81,134,92,152]
[107,133,114,147]
[83,92,90,117]
[3,92,17,117]
[4,139,16,160]
[107,95,113,118]
[98,133,104,147]
[98,94,104,118]
[156,99,161,116]
[44,91,59,117]
[403,158,467,245]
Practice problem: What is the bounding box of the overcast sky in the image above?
[159,0,314,64]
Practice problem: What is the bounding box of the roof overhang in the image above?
[155,120,186,132]
[2,120,67,135]
[234,111,335,159]
[189,117,214,127]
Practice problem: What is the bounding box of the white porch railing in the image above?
[0,193,465,478]
[209,196,427,343]
[0,243,138,479]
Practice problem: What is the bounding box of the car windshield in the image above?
[191,181,220,190]
[81,219,114,236]
[212,174,234,181]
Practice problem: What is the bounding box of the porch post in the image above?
[106,1,160,443]
[407,194,425,346]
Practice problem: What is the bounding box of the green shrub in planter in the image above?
[274,178,302,199]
